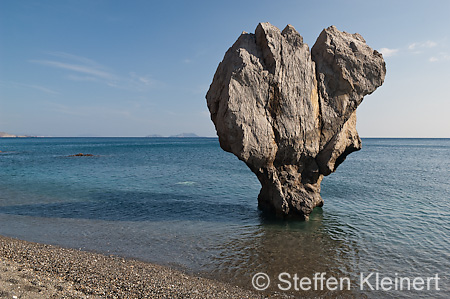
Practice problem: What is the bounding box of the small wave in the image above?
[175,181,196,186]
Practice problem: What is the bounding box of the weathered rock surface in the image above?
[206,23,385,219]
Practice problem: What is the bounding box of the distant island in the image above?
[170,133,199,138]
[146,134,164,138]
[0,132,34,138]
[146,133,200,138]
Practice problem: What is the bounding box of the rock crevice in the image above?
[206,23,386,219]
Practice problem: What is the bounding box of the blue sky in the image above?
[1,0,449,137]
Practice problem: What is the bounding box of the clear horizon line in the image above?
[2,135,449,139]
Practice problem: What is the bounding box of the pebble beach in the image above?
[0,235,272,298]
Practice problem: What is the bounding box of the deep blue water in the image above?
[0,137,449,298]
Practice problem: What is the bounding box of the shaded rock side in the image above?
[206,23,385,219]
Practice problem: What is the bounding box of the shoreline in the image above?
[0,235,273,298]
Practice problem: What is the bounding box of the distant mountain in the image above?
[146,134,164,137]
[0,132,35,138]
[145,133,200,138]
[0,132,17,137]
[170,133,199,138]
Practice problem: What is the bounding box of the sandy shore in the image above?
[0,235,275,298]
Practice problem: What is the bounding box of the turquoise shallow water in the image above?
[0,137,449,297]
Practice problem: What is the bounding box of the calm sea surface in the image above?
[0,137,449,297]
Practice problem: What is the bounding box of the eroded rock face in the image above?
[206,23,386,219]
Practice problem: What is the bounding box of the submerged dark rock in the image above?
[206,23,385,219]
[68,153,95,157]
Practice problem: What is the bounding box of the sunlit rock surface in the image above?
[206,23,386,219]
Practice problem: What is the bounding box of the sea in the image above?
[0,137,449,298]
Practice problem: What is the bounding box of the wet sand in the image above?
[0,235,279,298]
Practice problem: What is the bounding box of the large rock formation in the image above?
[206,23,385,219]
